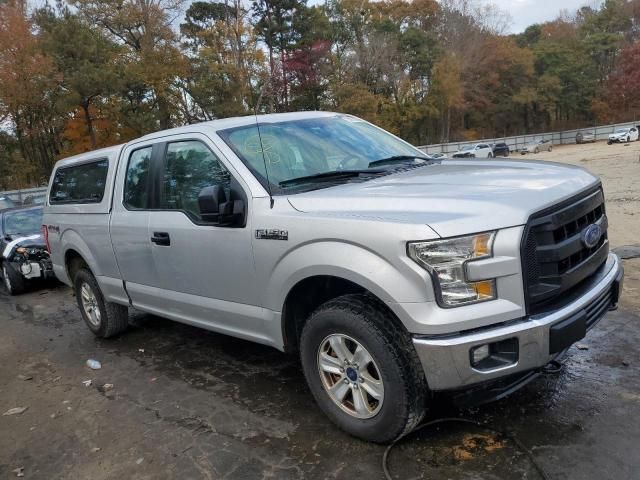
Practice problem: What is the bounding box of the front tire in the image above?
[74,269,129,338]
[2,263,25,295]
[300,294,427,443]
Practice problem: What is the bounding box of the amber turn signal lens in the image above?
[473,280,495,298]
[472,233,493,257]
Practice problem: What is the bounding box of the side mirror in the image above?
[198,185,245,226]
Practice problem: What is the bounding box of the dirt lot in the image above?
[1,140,640,480]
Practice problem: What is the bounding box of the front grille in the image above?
[522,186,609,314]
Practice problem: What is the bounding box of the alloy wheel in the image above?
[80,282,101,327]
[317,334,384,419]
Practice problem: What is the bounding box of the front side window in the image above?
[160,140,231,221]
[218,116,424,193]
[49,159,108,204]
[124,147,152,209]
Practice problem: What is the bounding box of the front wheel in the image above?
[627,136,630,143]
[74,269,129,338]
[300,294,427,443]
[2,263,25,295]
[549,146,553,152]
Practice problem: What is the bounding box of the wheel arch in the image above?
[280,275,410,353]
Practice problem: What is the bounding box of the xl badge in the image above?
[581,223,602,248]
[256,229,288,241]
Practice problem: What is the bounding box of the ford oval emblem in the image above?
[582,224,603,249]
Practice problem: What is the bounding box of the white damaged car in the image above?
[608,127,639,145]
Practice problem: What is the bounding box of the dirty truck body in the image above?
[43,112,623,443]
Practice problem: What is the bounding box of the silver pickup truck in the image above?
[42,112,623,442]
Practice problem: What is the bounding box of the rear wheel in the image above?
[549,145,553,152]
[300,294,427,443]
[627,136,630,143]
[534,147,540,154]
[488,152,494,158]
[74,269,129,338]
[2,263,25,295]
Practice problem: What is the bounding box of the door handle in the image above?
[151,232,171,246]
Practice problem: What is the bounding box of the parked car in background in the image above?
[0,196,16,210]
[1,206,53,295]
[491,142,510,157]
[452,143,493,158]
[521,139,553,154]
[608,127,639,144]
[576,131,596,144]
[430,152,447,159]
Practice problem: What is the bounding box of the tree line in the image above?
[1,0,639,188]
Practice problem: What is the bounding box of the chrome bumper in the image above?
[413,253,623,391]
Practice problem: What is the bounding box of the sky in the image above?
[485,0,600,33]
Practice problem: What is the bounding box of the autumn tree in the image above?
[36,8,121,151]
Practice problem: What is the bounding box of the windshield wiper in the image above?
[279,169,386,188]
[367,155,432,168]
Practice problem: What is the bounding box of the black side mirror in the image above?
[198,185,226,223]
[198,185,245,226]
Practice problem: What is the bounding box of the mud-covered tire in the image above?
[300,294,427,443]
[74,268,129,338]
[2,262,25,295]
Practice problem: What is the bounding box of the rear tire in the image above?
[74,269,129,338]
[488,152,494,158]
[2,263,25,295]
[300,294,427,443]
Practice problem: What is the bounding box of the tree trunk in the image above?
[82,100,97,150]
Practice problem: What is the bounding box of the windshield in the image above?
[615,129,628,133]
[461,145,474,151]
[218,116,426,193]
[3,208,43,236]
[0,197,15,209]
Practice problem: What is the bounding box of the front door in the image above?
[146,135,263,341]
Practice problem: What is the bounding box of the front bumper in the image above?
[413,253,623,391]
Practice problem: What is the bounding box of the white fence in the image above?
[0,186,48,205]
[417,121,640,155]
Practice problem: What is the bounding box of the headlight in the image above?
[408,232,497,307]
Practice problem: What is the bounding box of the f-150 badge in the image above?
[255,229,288,240]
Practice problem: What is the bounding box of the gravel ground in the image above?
[1,140,639,480]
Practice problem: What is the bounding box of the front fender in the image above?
[265,240,433,313]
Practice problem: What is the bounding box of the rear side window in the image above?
[49,159,109,204]
[124,147,152,209]
[160,140,231,221]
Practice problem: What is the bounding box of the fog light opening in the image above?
[470,338,519,371]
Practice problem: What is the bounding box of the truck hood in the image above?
[287,160,600,238]
[2,233,45,259]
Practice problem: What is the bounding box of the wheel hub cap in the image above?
[317,334,384,419]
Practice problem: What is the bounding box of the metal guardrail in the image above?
[417,121,640,155]
[0,187,48,206]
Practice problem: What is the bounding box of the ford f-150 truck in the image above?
[42,112,623,443]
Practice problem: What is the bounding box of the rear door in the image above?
[110,141,162,306]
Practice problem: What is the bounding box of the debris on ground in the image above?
[82,380,92,387]
[3,407,28,416]
[576,344,589,350]
[138,349,145,353]
[98,383,114,393]
[623,360,631,367]
[86,359,101,370]
[17,374,33,381]
[136,457,144,465]
[12,467,24,477]
[91,447,101,453]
